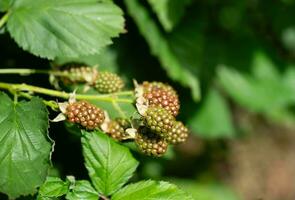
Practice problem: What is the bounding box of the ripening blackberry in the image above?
[65,101,105,130]
[144,107,175,138]
[59,63,98,84]
[94,71,124,93]
[105,119,130,141]
[135,131,168,157]
[166,121,189,144]
[140,81,180,116]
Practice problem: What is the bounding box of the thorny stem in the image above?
[0,82,134,104]
[0,12,9,29]
[0,68,74,77]
[17,91,59,110]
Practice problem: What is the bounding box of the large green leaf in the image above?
[112,180,194,200]
[125,0,200,101]
[0,0,11,12]
[66,180,98,200]
[188,88,235,138]
[37,177,69,200]
[7,0,124,59]
[81,130,139,196]
[0,93,52,198]
[147,0,192,31]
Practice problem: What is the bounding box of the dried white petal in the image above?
[51,113,66,122]
[58,102,69,113]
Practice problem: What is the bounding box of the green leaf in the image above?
[66,180,99,200]
[0,93,52,198]
[7,0,124,59]
[112,180,194,200]
[147,0,192,31]
[37,177,69,200]
[0,0,11,12]
[81,130,139,196]
[125,0,200,101]
[188,88,235,138]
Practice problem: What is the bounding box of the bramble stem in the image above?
[0,68,70,77]
[0,12,9,29]
[0,82,134,103]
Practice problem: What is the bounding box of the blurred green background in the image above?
[1,0,295,199]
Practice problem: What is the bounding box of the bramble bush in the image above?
[0,0,295,200]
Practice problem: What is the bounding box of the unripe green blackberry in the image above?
[166,121,189,144]
[105,119,129,141]
[94,71,124,93]
[60,63,98,84]
[142,81,180,116]
[135,131,168,157]
[144,107,175,138]
[66,101,105,130]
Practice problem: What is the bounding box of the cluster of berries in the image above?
[62,80,188,157]
[135,81,189,157]
[58,63,124,94]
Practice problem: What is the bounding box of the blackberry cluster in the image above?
[94,71,124,93]
[66,101,105,130]
[134,81,189,157]
[56,63,124,94]
[166,121,189,144]
[135,130,168,157]
[144,107,174,138]
[142,81,180,116]
[105,118,130,141]
[60,63,98,84]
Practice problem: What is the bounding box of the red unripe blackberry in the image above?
[144,107,175,138]
[135,131,168,157]
[105,118,130,141]
[60,63,98,84]
[94,71,124,93]
[142,81,180,116]
[66,101,105,130]
[166,121,189,144]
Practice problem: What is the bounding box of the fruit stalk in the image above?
[0,82,134,103]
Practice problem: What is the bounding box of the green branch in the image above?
[0,68,70,77]
[0,82,134,103]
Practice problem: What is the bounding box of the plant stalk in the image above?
[0,12,9,29]
[0,82,134,103]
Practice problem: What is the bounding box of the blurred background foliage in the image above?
[1,0,295,199]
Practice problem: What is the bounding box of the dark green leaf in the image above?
[0,93,52,198]
[66,180,98,200]
[0,0,11,12]
[125,0,200,101]
[81,130,139,196]
[147,0,192,31]
[112,180,194,200]
[7,0,124,59]
[188,88,235,138]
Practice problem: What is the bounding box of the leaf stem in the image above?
[112,100,127,119]
[0,82,134,103]
[0,12,9,29]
